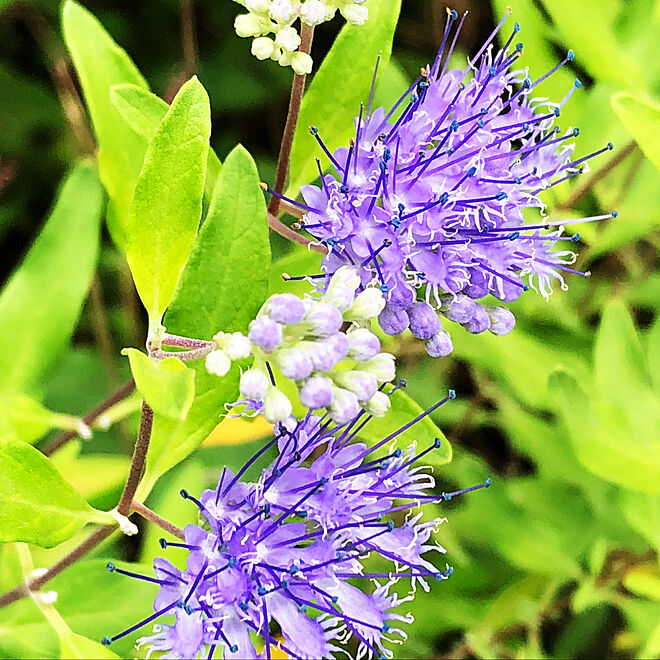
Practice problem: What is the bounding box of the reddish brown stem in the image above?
[131,500,185,540]
[268,212,328,254]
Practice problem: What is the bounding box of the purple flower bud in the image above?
[378,304,410,335]
[361,353,396,383]
[266,293,306,325]
[329,387,360,423]
[462,304,491,334]
[298,340,336,372]
[305,303,343,336]
[325,333,349,362]
[276,347,314,380]
[240,368,269,400]
[406,301,442,339]
[299,375,333,409]
[347,328,381,361]
[486,306,516,335]
[248,317,283,352]
[333,370,378,402]
[464,270,489,299]
[425,330,453,358]
[442,295,477,324]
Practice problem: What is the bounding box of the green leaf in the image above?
[0,393,83,445]
[62,1,149,246]
[0,162,103,396]
[612,92,660,173]
[648,314,660,395]
[287,0,402,195]
[624,567,660,601]
[124,348,195,420]
[137,145,270,495]
[356,388,452,467]
[59,631,120,660]
[109,83,222,200]
[125,76,211,322]
[0,437,110,547]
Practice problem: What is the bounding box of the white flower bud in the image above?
[301,0,333,25]
[332,370,378,402]
[364,390,391,417]
[291,51,313,75]
[251,36,275,60]
[347,328,381,360]
[263,386,293,423]
[245,0,269,12]
[343,287,386,322]
[234,13,264,38]
[269,0,296,23]
[329,387,360,424]
[205,350,231,377]
[275,26,301,52]
[224,332,251,360]
[323,266,360,310]
[240,368,270,401]
[341,4,368,25]
[361,353,396,383]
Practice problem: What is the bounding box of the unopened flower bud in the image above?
[291,51,313,76]
[441,295,477,324]
[305,303,343,336]
[407,301,442,339]
[251,36,275,60]
[329,387,360,423]
[425,330,453,358]
[301,0,333,24]
[269,0,296,23]
[325,332,349,362]
[275,26,301,52]
[245,0,269,12]
[224,332,251,360]
[378,305,409,335]
[240,368,270,401]
[248,317,283,352]
[347,328,381,361]
[266,293,306,325]
[361,353,396,383]
[364,390,391,417]
[206,350,231,377]
[333,370,378,402]
[344,287,385,322]
[276,347,314,380]
[462,304,490,334]
[323,267,361,310]
[234,13,264,38]
[299,340,336,372]
[299,375,333,409]
[341,4,368,25]
[263,387,292,423]
[485,306,516,336]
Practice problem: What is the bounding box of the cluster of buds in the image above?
[233,0,368,74]
[206,267,395,424]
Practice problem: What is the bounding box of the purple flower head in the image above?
[102,391,490,659]
[278,11,616,357]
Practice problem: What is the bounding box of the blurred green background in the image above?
[1,0,660,658]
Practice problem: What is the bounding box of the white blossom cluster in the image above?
[233,0,369,74]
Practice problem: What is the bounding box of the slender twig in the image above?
[41,379,137,457]
[117,402,154,516]
[0,525,116,609]
[89,275,120,390]
[268,211,328,254]
[131,500,185,540]
[268,23,315,215]
[179,0,198,77]
[556,140,636,210]
[162,333,214,349]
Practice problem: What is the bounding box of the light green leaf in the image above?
[59,631,120,660]
[123,348,195,420]
[62,0,149,246]
[0,437,111,547]
[268,248,322,298]
[0,162,102,396]
[287,0,402,195]
[624,567,660,601]
[648,314,660,395]
[138,145,270,495]
[0,393,83,445]
[612,92,660,173]
[125,76,211,322]
[356,388,452,467]
[109,83,222,200]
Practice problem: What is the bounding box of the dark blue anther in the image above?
[299,604,308,613]
[496,192,507,201]
[514,21,520,32]
[553,107,560,117]
[515,177,521,184]
[379,161,386,172]
[158,538,168,549]
[326,237,339,247]
[394,448,402,458]
[258,586,266,595]
[382,624,391,633]
[239,602,249,612]
[419,81,430,89]
[179,489,188,499]
[390,216,401,228]
[410,94,418,103]
[467,166,477,177]
[522,284,530,291]
[289,565,300,575]
[575,77,583,88]
[379,283,389,293]
[331,595,339,604]
[101,637,112,646]
[230,645,238,653]
[383,148,391,162]
[433,438,442,449]
[298,510,308,518]
[264,503,271,514]
[508,231,520,240]
[523,77,531,89]
[450,120,459,132]
[309,126,319,135]
[611,210,619,217]
[572,128,580,136]
[485,477,492,487]
[448,389,456,399]
[516,42,524,51]
[480,107,487,115]
[387,520,395,531]
[489,66,497,76]
[228,556,236,568]
[478,119,485,128]
[320,477,329,485]
[571,233,581,242]
[567,49,575,61]
[439,192,449,204]
[340,184,349,194]
[607,142,614,150]
[522,123,529,131]
[450,9,458,19]
[380,460,389,469]
[106,562,116,572]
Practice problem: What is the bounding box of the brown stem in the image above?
[0,525,116,609]
[268,212,328,254]
[268,23,315,216]
[131,500,185,540]
[41,379,136,457]
[89,276,120,390]
[179,0,198,77]
[556,140,636,210]
[117,402,154,516]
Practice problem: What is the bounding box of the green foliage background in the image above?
[0,0,659,658]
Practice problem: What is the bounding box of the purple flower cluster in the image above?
[280,10,615,357]
[102,394,489,659]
